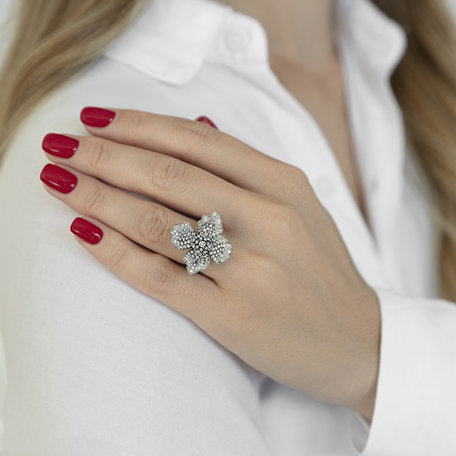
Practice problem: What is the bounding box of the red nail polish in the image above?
[196,116,218,129]
[40,163,77,194]
[80,107,116,127]
[42,133,79,158]
[70,217,103,244]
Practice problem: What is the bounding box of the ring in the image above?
[170,211,232,275]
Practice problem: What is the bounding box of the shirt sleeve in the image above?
[349,286,456,455]
[0,0,15,445]
[0,334,5,444]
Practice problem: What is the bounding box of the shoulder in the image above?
[0,46,272,452]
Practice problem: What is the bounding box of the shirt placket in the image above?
[336,0,409,293]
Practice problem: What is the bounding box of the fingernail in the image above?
[80,107,116,127]
[40,163,77,194]
[70,217,103,245]
[42,133,79,158]
[196,116,218,129]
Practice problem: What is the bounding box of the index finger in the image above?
[80,107,301,202]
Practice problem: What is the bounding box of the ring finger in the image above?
[39,163,234,279]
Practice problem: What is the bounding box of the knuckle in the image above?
[110,243,129,270]
[178,119,216,153]
[146,257,174,292]
[90,138,112,172]
[149,156,187,192]
[286,165,311,192]
[83,183,107,214]
[273,164,311,200]
[135,204,169,245]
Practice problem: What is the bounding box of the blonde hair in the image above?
[372,0,456,301]
[0,0,455,301]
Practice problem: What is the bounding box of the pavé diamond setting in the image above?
[170,212,232,274]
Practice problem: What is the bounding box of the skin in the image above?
[41,108,381,424]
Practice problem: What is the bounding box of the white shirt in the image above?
[1,0,455,454]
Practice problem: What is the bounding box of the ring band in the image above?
[170,211,232,275]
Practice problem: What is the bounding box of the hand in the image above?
[40,107,381,421]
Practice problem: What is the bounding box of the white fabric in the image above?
[0,0,455,454]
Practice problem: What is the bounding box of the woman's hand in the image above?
[40,107,380,422]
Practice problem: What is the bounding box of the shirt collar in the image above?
[104,0,231,85]
[335,0,407,77]
[103,0,407,85]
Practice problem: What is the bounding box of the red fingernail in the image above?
[70,217,103,245]
[42,133,79,158]
[196,116,218,129]
[40,163,77,194]
[80,107,116,127]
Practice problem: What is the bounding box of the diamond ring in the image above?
[170,211,232,275]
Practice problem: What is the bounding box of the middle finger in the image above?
[42,133,251,228]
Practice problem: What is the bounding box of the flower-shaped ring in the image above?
[169,212,233,275]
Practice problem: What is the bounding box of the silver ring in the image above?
[170,211,232,275]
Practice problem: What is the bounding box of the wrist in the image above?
[342,286,381,422]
